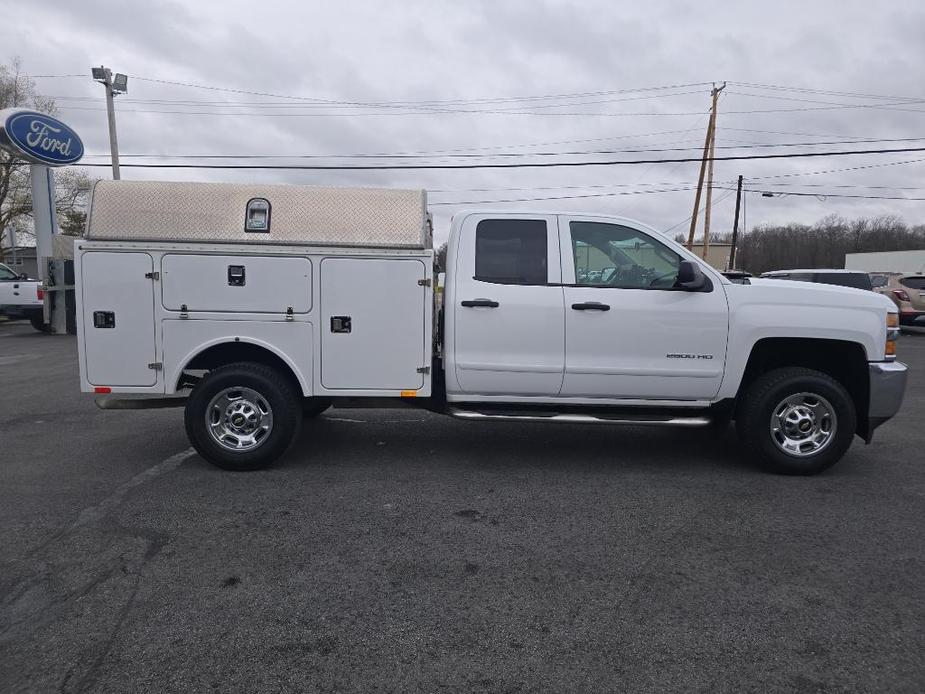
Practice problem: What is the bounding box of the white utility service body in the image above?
[76,181,907,475]
[77,182,434,400]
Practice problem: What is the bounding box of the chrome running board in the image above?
[448,408,711,427]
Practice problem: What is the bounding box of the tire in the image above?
[184,362,302,471]
[302,397,332,418]
[736,367,857,475]
[29,313,49,333]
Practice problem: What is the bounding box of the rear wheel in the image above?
[185,362,301,471]
[736,367,856,475]
[29,313,50,333]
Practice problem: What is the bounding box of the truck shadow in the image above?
[284,411,757,476]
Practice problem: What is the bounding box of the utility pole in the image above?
[687,82,725,251]
[728,174,744,270]
[701,83,725,260]
[91,67,128,180]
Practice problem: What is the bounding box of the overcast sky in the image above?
[4,0,925,242]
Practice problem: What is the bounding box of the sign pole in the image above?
[1,109,84,334]
[30,163,67,332]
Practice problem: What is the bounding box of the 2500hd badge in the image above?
[666,353,714,359]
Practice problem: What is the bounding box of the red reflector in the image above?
[36,287,44,300]
[94,387,112,394]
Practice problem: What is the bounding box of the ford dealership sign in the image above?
[0,109,84,166]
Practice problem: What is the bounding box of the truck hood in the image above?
[743,278,896,312]
[724,277,895,362]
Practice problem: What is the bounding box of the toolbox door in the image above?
[321,258,428,391]
[81,252,157,387]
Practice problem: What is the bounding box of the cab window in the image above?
[0,265,19,281]
[474,219,548,285]
[570,221,681,289]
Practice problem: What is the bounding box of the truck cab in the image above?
[445,212,727,403]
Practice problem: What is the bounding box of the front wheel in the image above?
[184,362,302,471]
[736,367,857,475]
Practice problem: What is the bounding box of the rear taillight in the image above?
[892,289,911,302]
[36,286,44,300]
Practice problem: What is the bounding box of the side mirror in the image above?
[18,273,29,280]
[675,260,710,291]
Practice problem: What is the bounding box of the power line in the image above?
[736,187,925,202]
[746,156,925,181]
[729,80,925,104]
[125,75,714,110]
[57,94,925,117]
[50,88,709,111]
[430,185,699,206]
[70,146,925,170]
[74,136,925,161]
[664,190,737,233]
[723,126,874,140]
[730,89,925,111]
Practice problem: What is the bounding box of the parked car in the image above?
[760,269,873,291]
[722,270,752,284]
[0,262,46,331]
[873,274,925,326]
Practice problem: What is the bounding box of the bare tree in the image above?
[434,242,448,273]
[735,215,925,274]
[1,58,94,260]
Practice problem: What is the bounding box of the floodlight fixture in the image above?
[112,73,128,94]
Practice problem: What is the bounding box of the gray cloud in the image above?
[4,0,925,241]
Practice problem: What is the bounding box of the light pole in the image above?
[91,66,127,180]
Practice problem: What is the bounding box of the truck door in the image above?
[448,214,565,396]
[81,252,158,387]
[559,217,729,400]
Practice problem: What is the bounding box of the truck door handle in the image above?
[571,302,610,311]
[461,299,500,308]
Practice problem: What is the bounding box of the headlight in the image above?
[885,313,899,359]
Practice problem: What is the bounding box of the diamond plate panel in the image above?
[87,181,430,248]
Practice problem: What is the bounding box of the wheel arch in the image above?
[736,337,869,438]
[172,338,308,396]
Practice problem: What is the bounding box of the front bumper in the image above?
[865,361,908,441]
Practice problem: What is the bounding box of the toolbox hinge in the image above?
[417,278,431,287]
[145,271,160,280]
[148,362,163,370]
[416,366,431,374]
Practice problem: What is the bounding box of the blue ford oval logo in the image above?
[4,111,84,166]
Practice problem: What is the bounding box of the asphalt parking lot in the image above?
[1,321,923,693]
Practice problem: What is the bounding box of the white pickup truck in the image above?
[75,181,907,475]
[0,262,44,331]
